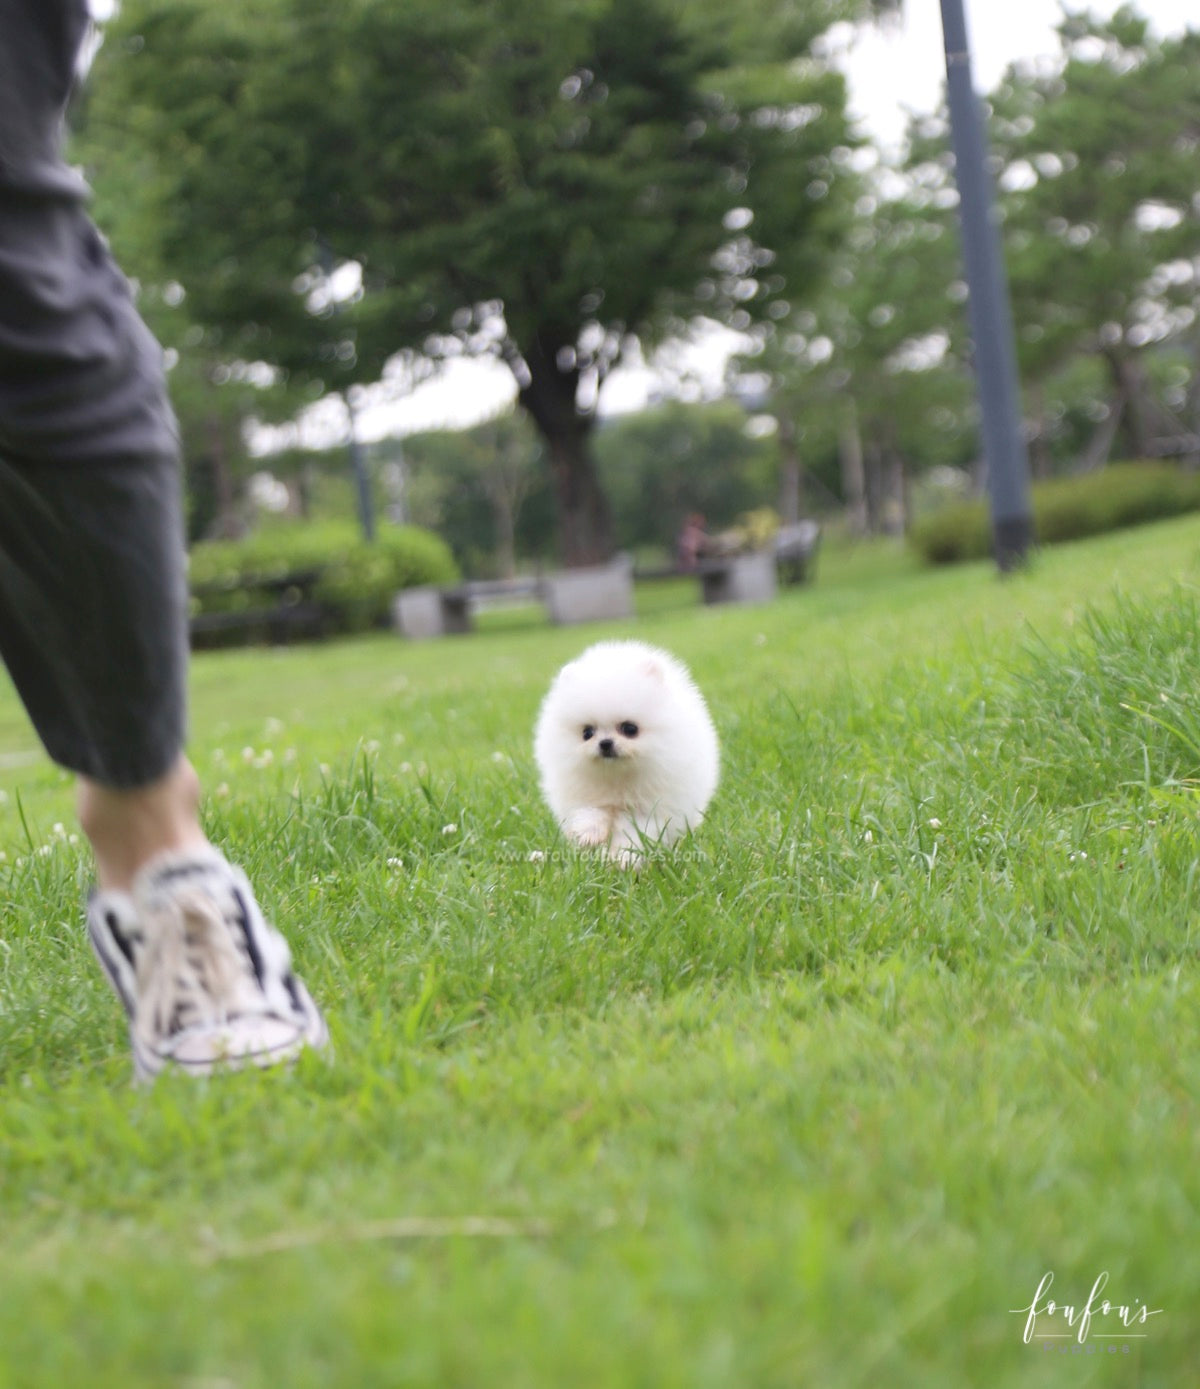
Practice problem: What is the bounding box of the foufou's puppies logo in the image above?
[1011,1271,1163,1347]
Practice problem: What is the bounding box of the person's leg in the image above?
[0,447,331,1079]
[78,756,208,892]
[0,0,327,1077]
[0,446,329,1081]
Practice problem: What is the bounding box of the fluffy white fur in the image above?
[534,640,719,862]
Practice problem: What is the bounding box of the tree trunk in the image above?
[544,426,614,566]
[883,447,908,535]
[863,440,885,536]
[284,467,313,519]
[514,335,614,567]
[776,412,805,525]
[491,487,517,580]
[1028,382,1052,480]
[1185,343,1200,469]
[1104,348,1153,460]
[206,411,240,538]
[839,403,868,535]
[1077,396,1123,473]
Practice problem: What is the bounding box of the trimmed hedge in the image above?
[910,462,1200,565]
[188,521,460,636]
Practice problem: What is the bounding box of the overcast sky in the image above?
[831,0,1197,154]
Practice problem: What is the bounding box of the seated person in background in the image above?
[675,512,708,572]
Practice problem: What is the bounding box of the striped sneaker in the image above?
[88,847,328,1081]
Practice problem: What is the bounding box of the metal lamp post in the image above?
[939,0,1034,571]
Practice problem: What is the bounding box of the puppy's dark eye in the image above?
[618,721,639,738]
[582,725,596,741]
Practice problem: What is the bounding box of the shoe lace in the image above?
[135,888,255,1042]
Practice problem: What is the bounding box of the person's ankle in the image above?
[78,757,210,892]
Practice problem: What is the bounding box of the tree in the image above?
[730,186,975,533]
[978,9,1200,464]
[394,414,551,578]
[593,400,779,553]
[84,0,868,564]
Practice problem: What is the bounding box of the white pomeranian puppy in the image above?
[534,640,719,862]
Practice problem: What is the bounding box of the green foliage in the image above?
[909,461,1200,564]
[82,0,862,562]
[595,400,779,551]
[393,400,785,568]
[392,413,556,578]
[188,520,459,632]
[731,189,977,527]
[979,13,1200,459]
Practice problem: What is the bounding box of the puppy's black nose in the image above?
[598,737,616,757]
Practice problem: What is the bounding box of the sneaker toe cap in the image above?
[158,1014,312,1073]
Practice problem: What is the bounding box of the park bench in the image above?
[189,568,329,649]
[773,519,821,586]
[393,555,635,639]
[642,519,821,605]
[696,552,778,605]
[189,523,821,645]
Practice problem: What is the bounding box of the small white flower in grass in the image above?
[253,750,274,770]
[0,790,7,803]
[215,782,230,799]
[319,763,331,776]
[52,822,65,838]
[0,851,7,862]
[863,829,874,844]
[283,747,297,765]
[38,845,52,857]
[212,748,226,764]
[241,746,256,763]
[491,751,508,764]
[400,761,413,774]
[392,732,406,746]
[442,823,458,836]
[265,717,285,735]
[527,849,546,863]
[365,739,381,754]
[928,817,942,830]
[387,856,404,870]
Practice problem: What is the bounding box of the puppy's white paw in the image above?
[608,843,644,870]
[606,815,650,868]
[563,807,612,848]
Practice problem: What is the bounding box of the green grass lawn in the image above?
[2,521,1198,1387]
